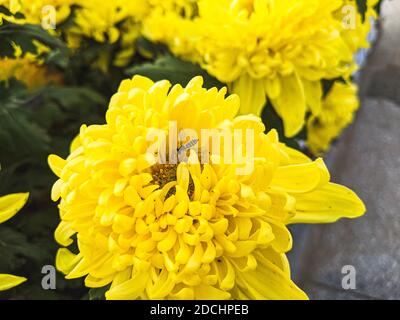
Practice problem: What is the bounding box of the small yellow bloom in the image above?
[50,75,365,300]
[0,193,29,291]
[307,81,360,156]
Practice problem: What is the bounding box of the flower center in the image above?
[151,163,195,199]
[151,163,177,188]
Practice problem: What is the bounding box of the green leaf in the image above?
[0,21,67,58]
[35,86,106,109]
[44,48,69,68]
[89,286,110,300]
[356,0,368,22]
[126,55,224,89]
[0,82,51,161]
[0,5,15,17]
[135,36,169,58]
[0,227,50,270]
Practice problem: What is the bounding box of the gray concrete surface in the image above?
[361,0,400,104]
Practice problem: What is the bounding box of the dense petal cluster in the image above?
[69,0,194,67]
[144,0,377,138]
[0,193,29,291]
[49,75,365,299]
[307,81,360,155]
[62,0,146,67]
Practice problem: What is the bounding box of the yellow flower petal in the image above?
[255,248,291,277]
[290,183,366,224]
[56,248,81,275]
[106,272,149,300]
[271,73,306,137]
[264,77,281,100]
[54,221,75,247]
[0,193,29,224]
[236,257,307,300]
[232,75,266,116]
[48,154,67,177]
[0,274,27,291]
[169,287,195,300]
[193,284,231,300]
[147,269,176,299]
[85,275,113,288]
[70,135,81,153]
[303,80,322,116]
[271,158,330,193]
[263,218,292,253]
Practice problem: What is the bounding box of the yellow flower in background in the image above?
[0,0,377,155]
[0,193,29,291]
[0,0,143,50]
[65,1,144,46]
[144,0,376,138]
[142,1,197,59]
[65,0,194,67]
[49,75,365,300]
[0,56,63,88]
[0,0,195,69]
[307,81,360,156]
[0,43,63,88]
[340,0,379,53]
[0,0,75,25]
[63,0,145,69]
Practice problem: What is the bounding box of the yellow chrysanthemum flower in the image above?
[307,81,359,156]
[49,75,365,300]
[0,193,29,291]
[143,0,376,137]
[65,1,143,45]
[66,0,195,67]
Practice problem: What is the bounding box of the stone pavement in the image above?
[288,1,400,300]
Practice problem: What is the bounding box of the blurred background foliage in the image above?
[0,0,381,299]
